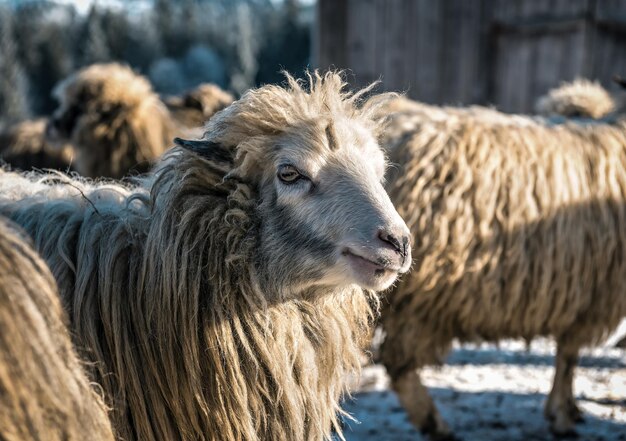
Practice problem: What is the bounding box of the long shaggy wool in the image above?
[535,78,616,119]
[0,72,386,441]
[0,217,114,441]
[51,63,174,179]
[0,118,74,171]
[165,83,234,134]
[380,102,626,375]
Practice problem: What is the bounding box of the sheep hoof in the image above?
[551,427,579,438]
[429,432,462,441]
[421,414,460,441]
[568,402,584,423]
[550,416,579,438]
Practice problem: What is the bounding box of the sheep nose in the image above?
[377,228,410,263]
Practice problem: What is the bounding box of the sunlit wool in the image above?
[0,72,401,441]
[0,118,74,171]
[50,63,174,179]
[536,78,616,119]
[378,98,626,437]
[165,82,234,135]
[0,217,114,441]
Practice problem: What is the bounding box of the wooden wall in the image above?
[315,0,626,113]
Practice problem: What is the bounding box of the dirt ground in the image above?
[342,336,626,441]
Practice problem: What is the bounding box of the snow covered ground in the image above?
[342,338,626,441]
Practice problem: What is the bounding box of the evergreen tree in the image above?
[0,7,30,123]
[230,2,259,95]
[80,6,111,66]
[13,3,76,115]
[255,0,310,85]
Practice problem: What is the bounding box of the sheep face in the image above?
[46,66,139,149]
[259,118,411,295]
[178,116,411,296]
[45,63,168,178]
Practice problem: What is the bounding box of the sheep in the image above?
[0,118,74,171]
[377,97,626,439]
[46,63,175,179]
[535,78,616,119]
[0,216,114,441]
[164,83,234,137]
[0,72,412,441]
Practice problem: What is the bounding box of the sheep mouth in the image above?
[341,249,400,274]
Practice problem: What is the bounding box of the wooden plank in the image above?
[596,0,626,22]
[494,0,588,22]
[455,0,484,104]
[493,31,535,112]
[440,0,463,104]
[479,0,497,105]
[346,0,377,87]
[402,0,418,96]
[560,27,586,82]
[591,27,626,92]
[532,32,566,107]
[411,0,443,103]
[314,0,348,69]
[373,0,387,91]
[384,0,409,92]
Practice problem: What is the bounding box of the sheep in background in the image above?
[378,98,626,439]
[0,72,411,441]
[165,83,234,136]
[46,63,174,179]
[0,217,114,441]
[0,118,74,171]
[536,78,616,119]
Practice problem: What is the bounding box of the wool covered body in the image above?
[0,72,411,440]
[0,118,74,171]
[536,78,616,119]
[0,216,114,441]
[48,63,175,179]
[47,64,234,179]
[165,83,234,135]
[379,98,626,437]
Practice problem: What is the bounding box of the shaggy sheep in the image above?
[165,83,234,136]
[0,118,74,171]
[0,217,114,441]
[535,78,616,119]
[47,63,175,179]
[0,72,411,441]
[378,98,626,438]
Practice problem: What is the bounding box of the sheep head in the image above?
[46,63,170,178]
[176,72,411,296]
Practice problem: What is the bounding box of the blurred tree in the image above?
[154,0,199,58]
[13,3,76,115]
[0,0,313,115]
[79,6,111,66]
[230,2,259,95]
[0,6,30,123]
[100,9,131,62]
[256,0,310,85]
[149,57,186,95]
[183,45,227,89]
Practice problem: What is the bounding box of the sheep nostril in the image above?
[378,229,403,255]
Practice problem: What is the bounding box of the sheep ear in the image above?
[174,138,233,164]
[183,94,204,111]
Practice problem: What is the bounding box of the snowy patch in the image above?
[343,339,626,440]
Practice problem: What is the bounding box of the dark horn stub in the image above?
[174,137,234,164]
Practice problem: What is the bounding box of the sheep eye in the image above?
[277,165,302,184]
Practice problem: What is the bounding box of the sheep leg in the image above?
[393,369,458,441]
[545,343,581,436]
